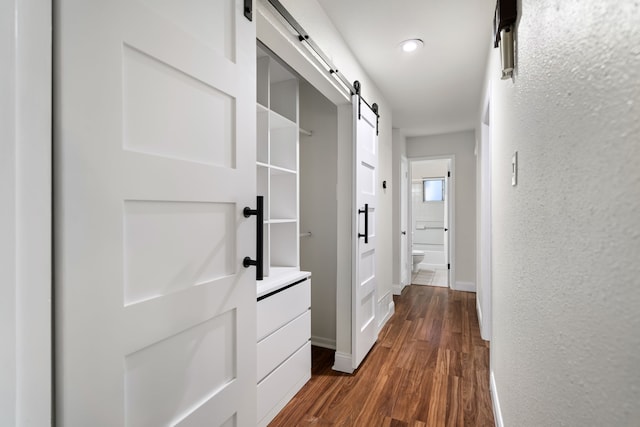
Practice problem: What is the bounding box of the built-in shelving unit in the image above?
[255,44,311,427]
[255,46,305,292]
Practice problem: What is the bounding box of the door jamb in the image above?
[408,155,456,289]
[0,0,52,423]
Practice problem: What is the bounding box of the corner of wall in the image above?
[490,370,504,427]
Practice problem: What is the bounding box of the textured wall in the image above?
[407,131,477,285]
[488,1,640,425]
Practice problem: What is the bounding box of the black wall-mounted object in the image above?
[243,196,263,280]
[358,204,369,244]
[382,180,387,189]
[493,0,517,48]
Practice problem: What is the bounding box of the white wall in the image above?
[407,131,477,286]
[411,159,448,180]
[0,1,17,420]
[299,81,338,349]
[260,0,395,365]
[0,0,51,424]
[484,1,640,425]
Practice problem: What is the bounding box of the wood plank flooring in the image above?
[269,285,494,426]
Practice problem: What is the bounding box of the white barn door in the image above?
[352,93,378,370]
[55,0,256,425]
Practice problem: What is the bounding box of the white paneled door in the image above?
[55,0,256,425]
[352,95,378,370]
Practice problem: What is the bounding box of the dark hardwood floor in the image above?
[269,285,495,426]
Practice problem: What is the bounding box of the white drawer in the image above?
[257,310,310,382]
[257,279,310,341]
[257,341,311,426]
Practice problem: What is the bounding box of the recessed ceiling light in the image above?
[400,39,424,53]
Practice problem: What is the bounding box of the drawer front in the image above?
[257,341,311,425]
[257,279,310,341]
[257,310,310,382]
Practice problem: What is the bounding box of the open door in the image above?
[55,1,257,424]
[352,93,378,370]
[444,167,451,287]
[400,157,409,289]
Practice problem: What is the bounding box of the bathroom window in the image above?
[423,178,444,202]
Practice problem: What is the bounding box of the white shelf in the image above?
[270,110,296,129]
[268,219,296,224]
[255,45,300,284]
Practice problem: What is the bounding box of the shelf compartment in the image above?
[262,223,270,278]
[270,171,297,220]
[257,110,269,164]
[270,78,298,123]
[257,54,270,109]
[270,126,297,171]
[257,165,269,221]
[270,222,298,268]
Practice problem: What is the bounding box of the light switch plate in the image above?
[511,151,518,186]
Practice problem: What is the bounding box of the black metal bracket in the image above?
[358,203,369,244]
[372,103,379,135]
[244,0,252,21]
[243,196,263,280]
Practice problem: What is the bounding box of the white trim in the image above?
[332,351,354,374]
[256,1,349,106]
[377,300,395,332]
[453,281,476,293]
[476,297,484,335]
[311,336,336,350]
[490,370,504,427]
[392,283,404,295]
[408,155,456,290]
[1,0,52,424]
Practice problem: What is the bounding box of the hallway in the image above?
[269,286,494,426]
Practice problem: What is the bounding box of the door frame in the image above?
[408,155,456,289]
[399,155,410,291]
[477,89,493,341]
[0,0,52,423]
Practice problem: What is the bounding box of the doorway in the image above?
[409,158,452,288]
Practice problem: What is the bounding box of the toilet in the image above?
[412,250,425,273]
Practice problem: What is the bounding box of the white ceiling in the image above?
[317,0,496,136]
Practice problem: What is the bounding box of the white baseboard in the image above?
[453,280,476,292]
[392,283,404,295]
[377,300,394,332]
[490,370,504,427]
[332,351,354,374]
[311,335,336,350]
[415,281,447,288]
[377,291,394,331]
[476,297,484,331]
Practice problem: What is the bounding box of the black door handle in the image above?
[243,196,264,280]
[358,203,369,244]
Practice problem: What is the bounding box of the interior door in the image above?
[400,157,409,287]
[55,1,256,425]
[352,94,378,370]
[444,168,450,287]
